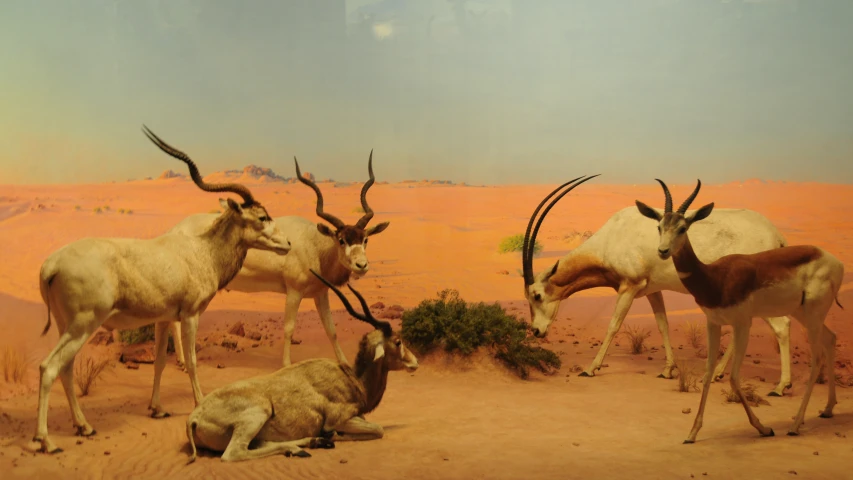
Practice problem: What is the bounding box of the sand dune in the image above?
[1,179,852,479]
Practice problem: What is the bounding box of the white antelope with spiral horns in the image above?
[521,176,795,396]
[636,178,844,442]
[168,151,390,367]
[32,126,291,454]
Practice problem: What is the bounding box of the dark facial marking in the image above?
[339,226,367,246]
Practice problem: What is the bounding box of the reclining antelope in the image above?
[637,179,844,442]
[522,176,795,396]
[168,151,389,367]
[185,269,418,462]
[32,126,291,454]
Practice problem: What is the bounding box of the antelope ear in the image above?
[317,223,335,237]
[635,200,661,221]
[373,344,386,362]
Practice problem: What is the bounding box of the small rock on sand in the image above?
[682,408,692,414]
[227,322,246,337]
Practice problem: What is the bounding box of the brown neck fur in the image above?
[201,210,250,290]
[317,236,352,287]
[671,234,725,308]
[549,252,621,297]
[352,335,389,416]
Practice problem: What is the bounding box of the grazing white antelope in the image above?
[637,178,844,442]
[32,126,291,454]
[521,176,795,396]
[168,151,390,367]
[185,269,418,463]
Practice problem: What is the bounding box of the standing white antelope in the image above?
[521,176,795,396]
[184,269,418,463]
[32,126,292,454]
[168,151,390,367]
[636,179,844,442]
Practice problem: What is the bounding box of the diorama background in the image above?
[1,1,852,479]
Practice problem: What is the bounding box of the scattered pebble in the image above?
[753,359,760,364]
[602,364,609,368]
[572,442,580,447]
[835,432,846,438]
[443,457,450,461]
[682,408,692,414]
[217,364,225,369]
[788,470,797,475]
[813,451,819,456]
[126,363,139,370]
[340,459,348,464]
[647,356,654,361]
[104,451,111,456]
[76,440,83,445]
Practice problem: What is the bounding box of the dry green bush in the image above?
[684,320,704,350]
[674,357,700,393]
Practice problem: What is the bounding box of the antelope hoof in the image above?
[150,410,171,419]
[75,426,96,437]
[290,338,302,345]
[657,373,670,379]
[33,438,62,454]
[286,450,311,458]
[819,412,833,419]
[767,391,782,397]
[787,431,799,436]
[313,438,335,449]
[714,374,724,381]
[682,439,695,445]
[578,371,593,377]
[761,429,775,438]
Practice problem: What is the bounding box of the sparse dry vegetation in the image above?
[120,324,175,351]
[126,209,134,214]
[93,207,102,214]
[2,346,29,384]
[498,234,542,255]
[621,325,651,354]
[74,353,114,396]
[74,205,81,211]
[684,320,705,350]
[721,382,770,407]
[401,289,561,379]
[674,357,700,393]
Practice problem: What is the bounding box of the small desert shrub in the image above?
[93,207,102,214]
[74,205,82,211]
[103,205,110,211]
[74,353,114,396]
[401,289,561,379]
[352,206,366,214]
[684,320,705,350]
[126,209,134,215]
[119,325,176,351]
[118,208,126,214]
[498,234,542,255]
[2,346,29,384]
[621,325,651,354]
[721,382,769,407]
[674,357,700,393]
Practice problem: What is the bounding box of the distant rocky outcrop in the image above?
[203,164,313,184]
[158,169,187,180]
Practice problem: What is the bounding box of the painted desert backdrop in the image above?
[0,169,851,480]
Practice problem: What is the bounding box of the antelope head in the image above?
[295,150,390,276]
[142,125,291,255]
[311,269,418,373]
[522,175,600,338]
[635,179,714,260]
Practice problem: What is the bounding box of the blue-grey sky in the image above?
[1,0,851,185]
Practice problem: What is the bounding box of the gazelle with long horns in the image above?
[184,269,418,463]
[522,177,795,396]
[168,151,390,367]
[636,179,844,441]
[33,127,292,454]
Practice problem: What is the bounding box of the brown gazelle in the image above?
[636,179,844,442]
[521,176,795,396]
[184,269,418,463]
[33,126,291,454]
[168,151,390,367]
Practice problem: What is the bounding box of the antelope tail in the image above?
[186,419,199,464]
[40,275,56,336]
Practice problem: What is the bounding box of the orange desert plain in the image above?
[1,172,851,480]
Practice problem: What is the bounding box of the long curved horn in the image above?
[676,179,702,214]
[527,174,601,282]
[310,269,392,337]
[522,176,585,285]
[142,125,255,206]
[355,149,375,229]
[654,178,673,213]
[295,157,346,229]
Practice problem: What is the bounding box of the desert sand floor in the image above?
[1,179,852,479]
